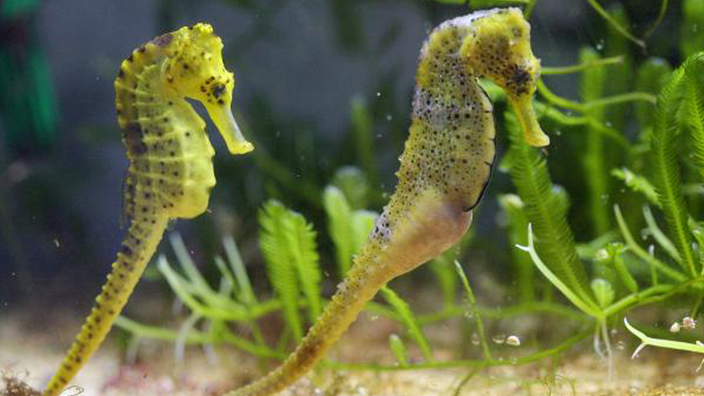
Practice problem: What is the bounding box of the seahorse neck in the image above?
[413,15,493,124]
[382,13,497,231]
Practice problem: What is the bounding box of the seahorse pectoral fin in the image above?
[205,102,254,155]
[509,95,549,147]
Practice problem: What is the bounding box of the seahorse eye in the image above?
[212,83,226,99]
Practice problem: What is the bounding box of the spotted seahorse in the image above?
[42,23,253,396]
[225,8,547,396]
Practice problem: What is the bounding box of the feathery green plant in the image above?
[259,200,322,338]
[505,112,594,307]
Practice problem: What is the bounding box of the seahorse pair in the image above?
[39,7,547,396]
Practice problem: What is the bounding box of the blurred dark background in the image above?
[0,0,675,308]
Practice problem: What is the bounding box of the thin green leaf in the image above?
[388,334,409,367]
[332,166,371,210]
[613,205,686,283]
[324,185,355,277]
[223,235,257,305]
[611,168,661,208]
[454,261,492,360]
[352,209,376,256]
[602,243,639,294]
[584,0,644,48]
[213,255,237,296]
[169,233,210,292]
[498,194,535,302]
[642,205,682,263]
[516,225,602,318]
[505,112,594,305]
[380,286,433,362]
[429,249,461,308]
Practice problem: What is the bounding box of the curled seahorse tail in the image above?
[42,217,168,396]
[225,261,384,396]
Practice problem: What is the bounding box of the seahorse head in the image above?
[461,8,549,147]
[158,23,254,154]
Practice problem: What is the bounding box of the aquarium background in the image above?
[3,0,704,394]
[1,0,618,303]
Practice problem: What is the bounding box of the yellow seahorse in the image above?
[225,8,547,396]
[42,23,253,396]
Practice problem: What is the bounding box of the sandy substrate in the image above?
[3,308,704,396]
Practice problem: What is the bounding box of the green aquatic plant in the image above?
[620,52,704,352]
[8,1,704,395]
[515,47,704,368]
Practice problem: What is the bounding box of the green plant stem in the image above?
[538,80,656,112]
[583,0,645,48]
[625,318,704,355]
[417,302,586,326]
[524,0,539,18]
[452,365,485,396]
[537,80,584,111]
[601,285,673,317]
[517,225,602,318]
[455,261,492,360]
[536,103,629,148]
[644,0,668,39]
[381,286,434,362]
[323,330,590,371]
[642,205,682,263]
[542,56,623,75]
[690,289,704,318]
[587,92,657,109]
[613,205,687,282]
[114,316,285,359]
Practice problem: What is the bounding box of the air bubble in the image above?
[492,334,506,344]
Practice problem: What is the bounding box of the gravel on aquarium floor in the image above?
[4,309,704,396]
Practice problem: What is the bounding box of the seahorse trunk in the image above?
[42,216,168,396]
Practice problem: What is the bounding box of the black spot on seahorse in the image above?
[509,65,531,95]
[152,33,173,47]
[212,83,226,99]
[119,244,133,257]
[123,123,147,154]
